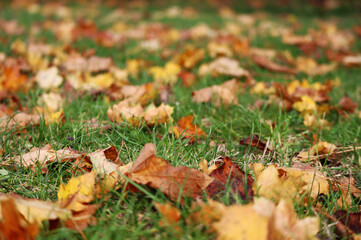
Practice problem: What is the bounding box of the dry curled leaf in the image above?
[3,144,83,173]
[252,55,297,74]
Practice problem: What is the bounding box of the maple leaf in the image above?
[213,197,319,240]
[239,134,270,152]
[192,79,240,106]
[0,64,28,93]
[153,202,181,230]
[205,157,254,201]
[295,56,337,76]
[107,100,173,127]
[198,158,217,175]
[198,57,252,82]
[35,66,63,90]
[295,141,337,162]
[178,71,197,87]
[174,46,205,69]
[119,83,157,106]
[338,96,358,114]
[125,143,213,202]
[293,95,317,113]
[0,193,71,240]
[0,112,41,131]
[186,198,226,228]
[149,62,181,86]
[0,198,39,240]
[37,92,64,112]
[57,171,97,212]
[171,115,206,143]
[252,55,297,74]
[88,145,121,175]
[4,144,84,173]
[251,163,330,203]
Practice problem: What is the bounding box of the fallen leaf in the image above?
[252,55,297,74]
[4,144,84,173]
[0,198,39,240]
[178,71,197,87]
[35,66,63,90]
[192,79,240,106]
[143,103,174,126]
[149,62,181,86]
[57,171,97,212]
[0,64,28,93]
[239,134,269,152]
[171,115,206,143]
[338,96,358,114]
[342,55,361,67]
[213,197,319,240]
[126,143,213,201]
[187,198,226,228]
[37,92,63,112]
[198,57,252,82]
[174,46,204,69]
[199,158,217,175]
[88,146,120,175]
[296,141,337,162]
[154,202,181,229]
[206,157,254,201]
[293,95,317,113]
[333,210,361,238]
[251,163,329,203]
[0,193,71,226]
[295,56,337,76]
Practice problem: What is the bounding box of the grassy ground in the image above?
[1,1,361,239]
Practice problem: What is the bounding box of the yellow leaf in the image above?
[213,198,319,240]
[252,164,330,203]
[293,95,317,113]
[58,171,96,212]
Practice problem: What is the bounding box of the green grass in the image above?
[0,1,361,239]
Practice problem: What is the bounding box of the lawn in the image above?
[0,0,361,239]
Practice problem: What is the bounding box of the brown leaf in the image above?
[338,96,358,113]
[334,210,361,237]
[206,157,254,201]
[252,55,297,74]
[239,134,268,151]
[126,143,213,201]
